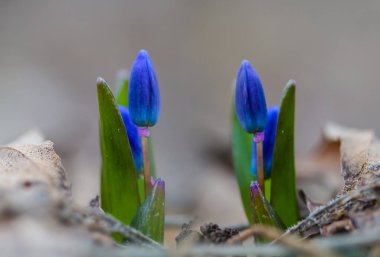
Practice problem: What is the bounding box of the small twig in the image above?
[285,181,380,236]
[190,229,380,257]
[94,212,164,250]
[90,229,380,257]
[228,225,340,257]
[322,219,354,236]
[228,223,250,232]
[227,226,255,244]
[254,225,340,257]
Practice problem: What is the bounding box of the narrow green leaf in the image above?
[131,178,165,244]
[137,176,145,203]
[250,182,284,228]
[264,178,271,202]
[250,182,284,243]
[116,70,130,107]
[97,77,140,225]
[231,103,254,224]
[270,80,299,227]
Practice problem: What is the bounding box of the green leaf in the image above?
[250,182,284,243]
[115,70,130,107]
[250,182,284,228]
[131,178,165,244]
[270,80,299,227]
[137,176,145,203]
[97,77,140,225]
[264,178,271,202]
[231,103,254,224]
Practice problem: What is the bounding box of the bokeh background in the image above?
[1,1,380,224]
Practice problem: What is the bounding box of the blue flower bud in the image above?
[128,49,160,127]
[235,60,267,134]
[119,105,143,172]
[251,106,279,179]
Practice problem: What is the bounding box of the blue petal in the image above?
[235,60,267,134]
[251,106,279,179]
[128,49,160,127]
[119,105,143,172]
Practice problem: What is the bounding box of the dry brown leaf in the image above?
[288,123,380,237]
[324,124,377,193]
[0,134,70,193]
[321,219,354,236]
[287,182,380,236]
[0,132,162,257]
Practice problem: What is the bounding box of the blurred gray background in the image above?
[1,1,380,223]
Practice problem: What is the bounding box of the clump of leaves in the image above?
[97,50,165,244]
[231,60,299,228]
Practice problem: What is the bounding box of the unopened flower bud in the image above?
[128,49,160,127]
[235,60,267,134]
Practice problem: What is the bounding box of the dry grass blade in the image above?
[228,225,340,257]
[91,212,165,250]
[254,225,340,257]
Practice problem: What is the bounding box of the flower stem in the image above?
[254,132,265,192]
[256,141,265,193]
[141,136,151,197]
[138,127,151,197]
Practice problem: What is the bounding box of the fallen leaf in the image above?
[0,139,69,193]
[0,132,162,257]
[326,124,376,193]
[287,123,380,237]
[286,182,380,237]
[321,219,354,236]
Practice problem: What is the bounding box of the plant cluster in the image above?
[97,50,299,245]
[232,60,299,230]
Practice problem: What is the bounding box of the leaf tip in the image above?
[285,79,296,91]
[280,79,296,101]
[250,181,266,202]
[97,76,106,85]
[154,177,165,191]
[250,181,260,196]
[287,79,296,86]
